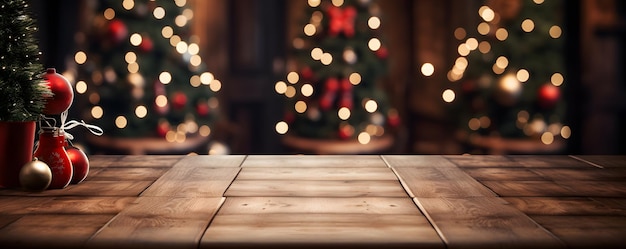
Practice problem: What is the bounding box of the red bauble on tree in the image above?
[139,35,153,52]
[42,68,74,115]
[171,92,187,109]
[375,46,388,59]
[66,146,89,184]
[196,101,210,116]
[156,120,170,137]
[300,67,314,80]
[326,6,357,37]
[338,124,354,140]
[537,84,560,109]
[108,19,128,44]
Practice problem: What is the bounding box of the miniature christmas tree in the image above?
[276,0,399,146]
[444,0,570,152]
[68,0,221,145]
[0,0,49,121]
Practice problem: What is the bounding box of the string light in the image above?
[368,38,381,51]
[135,105,147,118]
[91,106,103,119]
[200,72,214,85]
[338,107,351,120]
[115,116,128,129]
[551,73,564,86]
[122,0,134,10]
[301,83,314,97]
[159,71,172,84]
[442,89,455,103]
[521,19,535,32]
[304,24,316,36]
[549,26,562,38]
[308,0,321,8]
[74,51,87,64]
[103,8,115,20]
[162,26,174,38]
[358,132,371,144]
[275,81,287,94]
[320,53,333,65]
[421,63,435,76]
[477,22,490,35]
[153,7,165,19]
[495,28,508,41]
[349,73,361,85]
[454,27,466,40]
[275,121,289,134]
[209,79,222,92]
[76,81,87,94]
[287,72,299,84]
[368,17,381,29]
[295,101,307,113]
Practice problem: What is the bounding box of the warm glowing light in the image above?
[293,38,304,49]
[175,15,188,27]
[468,118,480,130]
[199,125,211,137]
[365,100,378,113]
[76,81,87,94]
[479,116,491,128]
[479,6,495,22]
[89,93,100,104]
[91,106,103,119]
[201,72,214,85]
[455,57,468,69]
[534,0,544,4]
[183,9,194,20]
[127,62,139,73]
[368,17,381,29]
[551,73,564,86]
[155,95,168,107]
[358,132,371,145]
[275,121,289,134]
[311,48,323,60]
[421,63,435,76]
[321,53,333,65]
[304,24,316,36]
[162,26,173,38]
[190,75,201,87]
[135,105,147,118]
[190,55,202,66]
[125,52,137,63]
[561,126,571,139]
[209,79,222,92]
[103,8,115,20]
[517,69,530,82]
[478,41,491,53]
[458,43,470,56]
[495,56,508,69]
[170,35,181,47]
[549,26,562,38]
[287,72,299,84]
[285,86,296,98]
[301,84,314,97]
[368,38,381,51]
[130,33,142,46]
[115,116,128,129]
[175,0,186,7]
[500,73,521,93]
[349,73,361,85]
[308,0,321,7]
[176,41,188,54]
[331,0,344,7]
[495,28,508,41]
[74,51,87,64]
[188,43,200,55]
[521,19,535,32]
[442,89,455,103]
[541,132,554,144]
[477,22,490,35]
[466,38,478,50]
[153,7,165,19]
[295,101,307,113]
[122,0,134,10]
[159,71,172,84]
[275,81,287,94]
[338,107,351,120]
[454,27,466,40]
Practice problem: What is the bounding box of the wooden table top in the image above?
[0,155,625,249]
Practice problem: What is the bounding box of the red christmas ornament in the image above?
[196,102,210,116]
[33,128,72,189]
[325,78,340,92]
[375,46,388,59]
[339,94,353,109]
[387,109,401,128]
[66,146,89,184]
[338,124,354,140]
[172,92,187,109]
[326,6,357,37]
[156,121,170,137]
[300,67,314,80]
[340,78,352,92]
[319,95,334,111]
[139,35,153,52]
[42,68,74,115]
[538,84,560,109]
[108,19,128,43]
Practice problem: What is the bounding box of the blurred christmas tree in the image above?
[276,0,399,148]
[67,0,222,151]
[444,0,570,153]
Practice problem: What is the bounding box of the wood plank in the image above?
[531,216,626,249]
[463,168,546,181]
[172,155,246,167]
[382,155,456,167]
[0,214,114,249]
[241,155,387,167]
[225,180,408,197]
[575,155,626,168]
[88,155,123,168]
[415,197,565,249]
[202,197,443,249]
[0,181,153,197]
[90,167,168,181]
[88,197,224,249]
[393,167,496,197]
[503,197,620,216]
[109,155,183,167]
[141,167,239,197]
[531,168,626,181]
[508,155,592,168]
[445,155,522,167]
[16,197,136,215]
[235,167,399,181]
[553,181,626,197]
[0,197,54,213]
[480,181,575,197]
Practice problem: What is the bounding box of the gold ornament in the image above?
[19,158,52,191]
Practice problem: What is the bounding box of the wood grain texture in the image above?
[88,197,224,249]
[109,155,183,167]
[480,180,575,197]
[172,155,246,168]
[531,216,626,249]
[575,155,626,168]
[202,197,443,249]
[530,168,626,181]
[415,197,565,249]
[503,197,621,216]
[235,167,399,181]
[90,167,168,181]
[445,155,522,168]
[508,155,592,168]
[225,179,408,197]
[141,167,240,197]
[16,197,136,215]
[241,155,387,167]
[463,168,546,181]
[382,155,457,167]
[393,167,496,197]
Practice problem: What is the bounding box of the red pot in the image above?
[0,121,36,188]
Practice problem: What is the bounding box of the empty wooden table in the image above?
[0,155,625,248]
